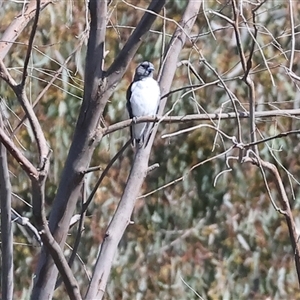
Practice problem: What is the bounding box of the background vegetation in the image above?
[1,0,300,299]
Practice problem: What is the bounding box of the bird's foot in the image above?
[137,139,144,148]
[133,116,138,124]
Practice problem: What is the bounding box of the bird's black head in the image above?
[134,61,155,81]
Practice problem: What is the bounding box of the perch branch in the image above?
[103,109,300,135]
[84,1,201,299]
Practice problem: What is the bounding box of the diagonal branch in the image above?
[32,1,167,299]
[82,140,131,212]
[13,45,81,136]
[0,60,49,169]
[38,224,82,300]
[248,158,300,286]
[11,208,42,246]
[21,0,40,86]
[84,2,202,299]
[0,0,52,60]
[0,126,38,180]
[0,4,79,296]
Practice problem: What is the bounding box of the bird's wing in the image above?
[126,82,134,118]
[155,81,160,114]
[126,82,135,145]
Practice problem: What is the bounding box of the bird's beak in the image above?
[148,66,154,72]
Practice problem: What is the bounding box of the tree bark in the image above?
[31,0,166,299]
[85,1,202,299]
[0,113,13,300]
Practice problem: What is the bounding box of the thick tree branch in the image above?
[32,1,167,299]
[0,113,13,300]
[31,170,82,300]
[85,2,201,299]
[0,3,79,296]
[31,0,108,296]
[53,140,130,290]
[106,0,165,78]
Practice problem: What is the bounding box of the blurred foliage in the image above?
[1,0,300,299]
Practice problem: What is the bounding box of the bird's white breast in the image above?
[130,77,160,117]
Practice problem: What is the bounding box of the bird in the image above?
[126,61,160,148]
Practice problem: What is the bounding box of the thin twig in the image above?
[11,208,42,246]
[0,59,49,169]
[82,140,131,212]
[249,157,300,286]
[288,0,295,71]
[55,184,87,290]
[21,0,41,86]
[139,146,234,199]
[13,40,85,136]
[242,129,300,149]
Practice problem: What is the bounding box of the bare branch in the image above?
[2,28,79,299]
[249,158,300,285]
[0,126,38,180]
[11,208,42,246]
[0,112,13,300]
[16,90,49,169]
[82,140,130,212]
[0,0,52,60]
[21,0,41,86]
[85,2,202,299]
[12,45,81,136]
[32,1,167,298]
[38,226,82,300]
[288,0,295,70]
[103,108,300,135]
[242,129,300,149]
[31,171,82,300]
[53,141,130,290]
[0,59,49,168]
[0,59,18,89]
[231,0,247,72]
[0,98,75,296]
[106,0,167,85]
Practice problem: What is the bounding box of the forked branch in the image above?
[248,157,300,286]
[85,1,202,299]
